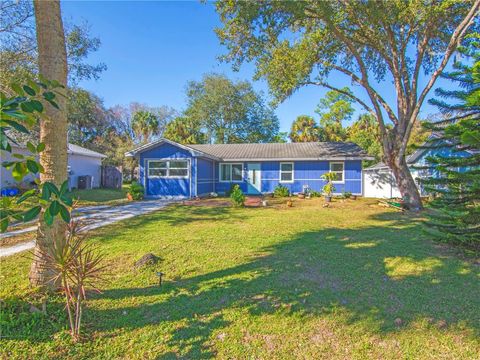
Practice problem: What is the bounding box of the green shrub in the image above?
[343,191,352,199]
[226,184,237,197]
[321,172,337,197]
[230,184,245,207]
[273,184,290,197]
[129,181,145,200]
[310,190,321,197]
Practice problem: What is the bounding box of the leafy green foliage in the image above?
[321,172,337,197]
[421,34,480,250]
[184,74,280,144]
[128,181,145,200]
[273,184,290,197]
[0,79,72,231]
[163,116,206,144]
[289,115,319,142]
[316,88,353,141]
[131,110,160,143]
[229,184,245,207]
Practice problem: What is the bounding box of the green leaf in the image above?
[26,142,36,153]
[11,83,25,96]
[20,101,34,113]
[0,218,8,232]
[12,162,27,181]
[43,91,55,101]
[2,119,29,133]
[23,85,36,96]
[49,200,60,216]
[59,180,69,195]
[43,182,60,196]
[48,100,59,109]
[30,100,44,113]
[44,208,54,226]
[16,189,36,204]
[41,184,51,200]
[36,143,46,152]
[59,205,71,223]
[26,159,40,173]
[23,206,41,222]
[27,79,40,94]
[60,194,73,207]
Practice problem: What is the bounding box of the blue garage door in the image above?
[146,159,191,197]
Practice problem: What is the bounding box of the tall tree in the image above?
[131,110,160,143]
[185,74,280,144]
[421,34,479,249]
[164,116,207,144]
[347,114,382,163]
[289,115,320,142]
[29,0,68,288]
[0,0,106,93]
[67,87,110,146]
[215,0,479,210]
[316,88,354,141]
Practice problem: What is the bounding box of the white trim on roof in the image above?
[125,138,221,161]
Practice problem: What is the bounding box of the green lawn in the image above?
[1,198,478,359]
[70,186,128,206]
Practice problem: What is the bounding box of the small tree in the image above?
[420,34,479,250]
[230,184,246,207]
[321,172,337,198]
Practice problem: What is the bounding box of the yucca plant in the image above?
[31,218,106,340]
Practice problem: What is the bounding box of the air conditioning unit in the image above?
[78,175,93,190]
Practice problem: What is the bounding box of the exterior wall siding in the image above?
[197,158,215,196]
[214,160,363,195]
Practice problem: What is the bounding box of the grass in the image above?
[69,186,129,206]
[0,198,478,359]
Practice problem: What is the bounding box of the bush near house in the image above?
[273,184,290,197]
[229,184,245,207]
[128,181,144,200]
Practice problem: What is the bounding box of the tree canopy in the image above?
[215,0,480,209]
[289,115,320,142]
[184,74,280,144]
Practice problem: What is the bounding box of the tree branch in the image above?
[400,0,480,159]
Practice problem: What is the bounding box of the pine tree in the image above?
[421,33,480,250]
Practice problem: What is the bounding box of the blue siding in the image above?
[137,141,364,198]
[139,143,193,197]
[197,158,215,195]
[215,160,363,195]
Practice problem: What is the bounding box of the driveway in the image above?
[0,199,174,258]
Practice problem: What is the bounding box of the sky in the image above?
[61,0,446,133]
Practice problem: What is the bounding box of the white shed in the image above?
[1,143,106,190]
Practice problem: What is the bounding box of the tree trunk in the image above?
[29,0,68,289]
[388,153,423,211]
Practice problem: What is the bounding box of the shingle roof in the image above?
[67,143,106,158]
[188,142,372,160]
[11,141,106,159]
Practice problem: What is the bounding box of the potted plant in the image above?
[298,192,305,199]
[321,172,337,202]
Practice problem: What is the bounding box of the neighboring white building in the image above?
[1,143,106,190]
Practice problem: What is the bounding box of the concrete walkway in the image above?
[0,199,174,258]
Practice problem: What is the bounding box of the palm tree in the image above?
[131,110,159,143]
[29,0,68,288]
[289,115,320,142]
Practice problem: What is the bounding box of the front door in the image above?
[247,163,261,194]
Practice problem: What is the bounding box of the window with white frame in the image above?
[329,162,344,183]
[280,162,294,183]
[148,159,188,178]
[220,163,243,182]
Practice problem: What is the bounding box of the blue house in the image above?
[125,139,373,198]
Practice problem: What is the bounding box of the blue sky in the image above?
[62,0,444,133]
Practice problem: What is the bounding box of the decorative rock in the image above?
[134,253,160,269]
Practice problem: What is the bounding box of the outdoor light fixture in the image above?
[156,272,164,286]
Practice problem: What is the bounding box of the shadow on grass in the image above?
[3,210,478,358]
[89,217,479,358]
